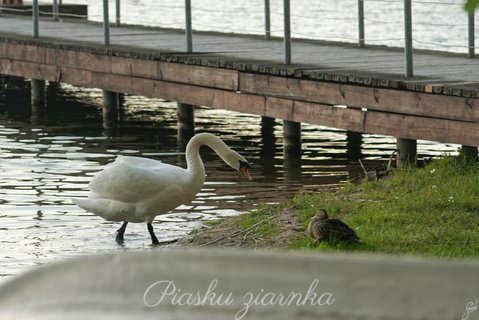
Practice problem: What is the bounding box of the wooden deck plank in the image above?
[364,111,479,146]
[0,43,239,90]
[0,15,477,86]
[240,73,479,122]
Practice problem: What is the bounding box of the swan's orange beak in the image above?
[240,167,252,180]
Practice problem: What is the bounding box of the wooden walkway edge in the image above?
[0,15,478,146]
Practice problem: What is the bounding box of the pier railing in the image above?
[0,0,476,76]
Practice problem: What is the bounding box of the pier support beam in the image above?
[260,116,276,159]
[102,90,120,130]
[177,103,195,132]
[461,145,478,159]
[46,81,61,102]
[396,138,417,167]
[346,131,363,161]
[31,79,46,108]
[177,103,195,148]
[261,116,276,130]
[283,120,301,159]
[261,116,276,141]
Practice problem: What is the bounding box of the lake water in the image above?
[0,0,469,282]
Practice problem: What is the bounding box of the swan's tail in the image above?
[73,198,138,222]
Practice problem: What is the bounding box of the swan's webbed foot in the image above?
[115,221,128,245]
[147,222,160,246]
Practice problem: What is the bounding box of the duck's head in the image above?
[223,151,252,181]
[312,209,329,221]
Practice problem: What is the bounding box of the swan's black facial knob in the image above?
[239,160,252,181]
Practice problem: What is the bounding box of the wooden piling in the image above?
[46,81,60,101]
[261,116,276,140]
[177,103,195,132]
[396,137,417,167]
[177,103,195,149]
[102,90,119,130]
[283,120,301,159]
[260,116,276,159]
[346,131,362,161]
[30,78,45,108]
[461,145,478,159]
[261,116,275,129]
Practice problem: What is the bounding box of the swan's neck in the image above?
[185,133,232,181]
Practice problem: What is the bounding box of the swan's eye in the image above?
[239,160,250,170]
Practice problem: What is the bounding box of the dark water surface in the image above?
[0,78,458,281]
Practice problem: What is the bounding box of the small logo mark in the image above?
[462,299,479,320]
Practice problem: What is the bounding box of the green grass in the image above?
[289,155,479,257]
[235,204,280,244]
[228,155,479,257]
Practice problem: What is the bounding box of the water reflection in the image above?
[0,77,459,281]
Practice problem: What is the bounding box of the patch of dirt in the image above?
[183,207,305,249]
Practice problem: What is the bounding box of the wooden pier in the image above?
[0,14,478,159]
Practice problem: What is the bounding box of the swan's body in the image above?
[74,133,251,244]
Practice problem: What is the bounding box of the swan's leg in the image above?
[115,221,128,244]
[147,223,160,245]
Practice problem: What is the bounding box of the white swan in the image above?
[74,133,251,245]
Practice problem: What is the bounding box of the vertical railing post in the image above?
[404,0,413,78]
[53,0,59,21]
[33,0,39,38]
[103,0,110,45]
[468,11,475,58]
[264,0,271,39]
[185,0,193,52]
[0,0,3,17]
[358,0,365,47]
[283,0,291,64]
[116,0,121,26]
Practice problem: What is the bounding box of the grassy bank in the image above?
[190,155,479,258]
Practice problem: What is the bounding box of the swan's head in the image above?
[238,160,252,181]
[223,151,252,181]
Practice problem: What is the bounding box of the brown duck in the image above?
[307,209,361,244]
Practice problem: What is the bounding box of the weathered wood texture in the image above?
[0,249,478,320]
[240,73,479,122]
[0,16,478,145]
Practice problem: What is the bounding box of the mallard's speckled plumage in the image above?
[307,209,360,244]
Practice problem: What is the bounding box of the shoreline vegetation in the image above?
[187,155,479,258]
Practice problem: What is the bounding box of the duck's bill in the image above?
[240,167,252,180]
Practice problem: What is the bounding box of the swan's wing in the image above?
[88,159,187,203]
[73,198,138,222]
[115,155,163,169]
